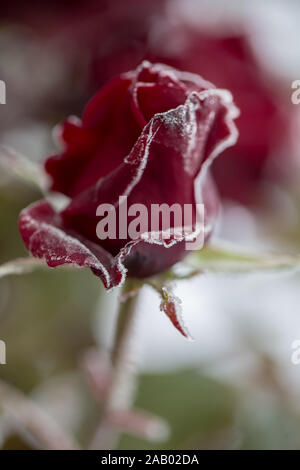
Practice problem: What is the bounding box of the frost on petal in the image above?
[159,286,193,340]
[19,62,240,283]
[18,200,125,290]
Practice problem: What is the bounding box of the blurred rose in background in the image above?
[1,0,300,450]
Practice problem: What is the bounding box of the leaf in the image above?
[0,257,46,279]
[159,286,193,341]
[189,241,300,273]
[0,146,48,191]
[118,369,236,450]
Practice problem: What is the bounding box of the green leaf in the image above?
[0,257,46,279]
[118,369,235,450]
[0,146,48,191]
[188,242,300,273]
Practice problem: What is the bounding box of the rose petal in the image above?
[61,86,238,273]
[21,62,239,282]
[45,76,143,198]
[18,200,125,290]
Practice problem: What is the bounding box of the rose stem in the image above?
[89,278,140,450]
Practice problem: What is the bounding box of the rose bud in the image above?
[150,27,292,204]
[19,61,238,290]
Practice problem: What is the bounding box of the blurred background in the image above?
[1,0,300,450]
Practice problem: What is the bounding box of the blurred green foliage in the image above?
[0,183,100,392]
[119,369,236,450]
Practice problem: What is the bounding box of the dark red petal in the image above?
[18,200,124,290]
[130,61,214,123]
[131,62,187,123]
[133,61,213,92]
[45,120,99,196]
[61,88,237,277]
[45,75,142,198]
[152,29,290,202]
[121,240,187,279]
[82,75,131,127]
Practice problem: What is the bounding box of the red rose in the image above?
[150,27,291,203]
[19,62,238,289]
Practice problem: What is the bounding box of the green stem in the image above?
[111,279,139,368]
[89,278,140,450]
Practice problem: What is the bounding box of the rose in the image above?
[19,61,238,290]
[150,27,291,203]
